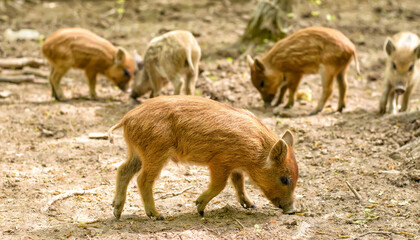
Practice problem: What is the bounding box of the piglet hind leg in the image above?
[170,73,183,95]
[230,170,255,209]
[310,66,336,115]
[336,66,349,112]
[112,151,142,219]
[49,66,69,101]
[137,156,167,220]
[184,69,198,95]
[195,163,231,216]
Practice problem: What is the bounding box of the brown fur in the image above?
[247,27,360,115]
[379,32,420,114]
[109,96,298,220]
[42,28,138,101]
[130,30,201,99]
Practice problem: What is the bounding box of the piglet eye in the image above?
[280,177,291,185]
[123,69,130,77]
[260,80,265,88]
[392,62,397,70]
[408,64,414,72]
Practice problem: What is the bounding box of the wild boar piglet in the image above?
[108,96,298,220]
[247,26,360,115]
[379,32,420,114]
[130,30,201,99]
[42,28,141,101]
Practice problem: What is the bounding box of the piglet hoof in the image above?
[195,199,207,216]
[309,110,320,116]
[283,104,293,109]
[242,203,256,209]
[147,212,165,221]
[113,207,122,220]
[240,199,256,209]
[337,106,345,113]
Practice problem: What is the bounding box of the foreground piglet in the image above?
[379,32,420,114]
[108,96,298,220]
[247,26,360,115]
[42,28,140,101]
[130,30,201,99]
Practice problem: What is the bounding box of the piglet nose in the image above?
[395,87,405,95]
[281,203,297,214]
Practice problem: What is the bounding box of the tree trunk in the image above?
[242,0,293,44]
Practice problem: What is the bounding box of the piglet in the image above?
[108,96,298,220]
[247,27,360,115]
[130,30,201,99]
[379,32,420,114]
[42,28,141,101]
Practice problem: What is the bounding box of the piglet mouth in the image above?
[274,198,296,214]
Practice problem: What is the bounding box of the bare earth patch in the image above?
[0,0,419,239]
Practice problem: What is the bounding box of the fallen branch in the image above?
[157,186,193,200]
[345,181,362,201]
[0,74,35,83]
[0,58,46,69]
[41,186,103,212]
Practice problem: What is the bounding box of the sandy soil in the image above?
[0,0,419,239]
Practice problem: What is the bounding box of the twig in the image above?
[41,186,103,212]
[232,217,244,229]
[345,181,362,201]
[82,218,104,224]
[353,231,392,239]
[315,231,334,236]
[157,186,193,200]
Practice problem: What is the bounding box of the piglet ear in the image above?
[269,138,288,165]
[282,130,294,147]
[384,37,395,56]
[414,44,420,60]
[247,55,254,68]
[254,58,265,72]
[115,47,126,64]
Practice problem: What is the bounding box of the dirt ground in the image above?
[0,0,419,239]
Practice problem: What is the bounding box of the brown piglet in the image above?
[247,26,360,115]
[379,32,420,114]
[108,96,298,220]
[42,28,141,101]
[130,30,201,99]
